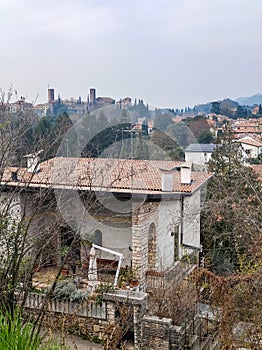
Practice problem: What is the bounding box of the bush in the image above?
[51,279,89,302]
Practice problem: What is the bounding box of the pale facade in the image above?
[185,144,217,170]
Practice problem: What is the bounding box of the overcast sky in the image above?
[1,0,262,108]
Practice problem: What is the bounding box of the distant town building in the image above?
[95,96,115,106]
[9,100,33,114]
[89,88,96,106]
[232,120,262,138]
[235,136,262,159]
[48,88,55,104]
[116,97,132,109]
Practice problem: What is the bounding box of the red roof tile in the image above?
[1,157,212,194]
[238,139,262,147]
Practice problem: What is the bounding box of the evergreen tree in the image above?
[201,127,262,274]
[141,119,148,136]
[197,131,214,144]
[211,101,221,114]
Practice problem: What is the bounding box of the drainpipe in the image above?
[92,244,124,288]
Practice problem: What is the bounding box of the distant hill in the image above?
[192,102,212,113]
[235,93,262,106]
[220,98,239,109]
[192,98,238,115]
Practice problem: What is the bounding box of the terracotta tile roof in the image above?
[237,139,262,147]
[1,157,212,194]
[234,123,260,128]
[180,184,192,192]
[233,128,262,134]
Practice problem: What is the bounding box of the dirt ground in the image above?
[60,334,103,349]
[45,332,134,350]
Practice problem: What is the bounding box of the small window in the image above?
[11,172,18,182]
[173,225,179,261]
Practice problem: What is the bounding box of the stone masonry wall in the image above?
[132,201,159,291]
[140,316,172,350]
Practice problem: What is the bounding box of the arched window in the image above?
[148,223,156,270]
[93,230,102,246]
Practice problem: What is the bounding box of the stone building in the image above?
[0,156,211,291]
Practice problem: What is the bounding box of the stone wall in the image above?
[25,289,147,346]
[140,316,172,350]
[140,314,219,350]
[25,289,219,349]
[132,201,159,291]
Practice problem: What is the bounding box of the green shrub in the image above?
[51,279,89,302]
[0,307,40,350]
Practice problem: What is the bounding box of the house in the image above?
[232,120,262,138]
[0,156,211,291]
[235,136,262,159]
[185,143,217,170]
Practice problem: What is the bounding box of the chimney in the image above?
[161,172,173,192]
[24,151,42,173]
[180,161,192,184]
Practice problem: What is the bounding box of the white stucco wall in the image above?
[240,143,261,158]
[156,191,201,269]
[55,189,133,264]
[185,151,212,168]
[182,191,201,250]
[157,200,181,270]
[80,220,132,265]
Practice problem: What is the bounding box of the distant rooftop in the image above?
[185,144,217,153]
[237,138,262,147]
